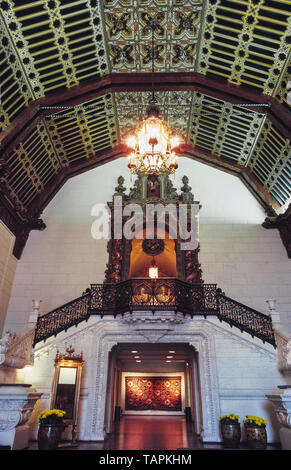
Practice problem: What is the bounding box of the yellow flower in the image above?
[39,409,66,421]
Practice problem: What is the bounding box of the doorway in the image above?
[104,343,202,447]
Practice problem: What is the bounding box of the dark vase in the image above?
[220,423,241,449]
[37,424,64,450]
[244,426,267,450]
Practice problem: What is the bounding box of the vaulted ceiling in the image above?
[0,0,290,258]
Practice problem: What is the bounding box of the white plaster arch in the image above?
[85,321,221,442]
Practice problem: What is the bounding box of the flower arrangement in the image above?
[39,409,66,426]
[220,414,240,424]
[243,415,266,428]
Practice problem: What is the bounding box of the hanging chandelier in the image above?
[125,21,183,176]
[126,103,181,176]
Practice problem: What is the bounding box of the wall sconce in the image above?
[149,257,158,279]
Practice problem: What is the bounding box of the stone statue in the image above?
[114,176,127,198]
[164,175,178,202]
[129,176,143,201]
[181,175,194,203]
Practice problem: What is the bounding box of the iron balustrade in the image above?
[33,292,91,345]
[89,279,218,315]
[33,280,276,348]
[217,291,276,347]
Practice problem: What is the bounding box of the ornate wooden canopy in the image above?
[0,0,290,257]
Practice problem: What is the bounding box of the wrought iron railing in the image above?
[89,279,218,316]
[217,291,276,347]
[33,292,91,345]
[33,280,276,348]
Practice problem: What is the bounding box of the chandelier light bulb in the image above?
[124,112,182,176]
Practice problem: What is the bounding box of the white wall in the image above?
[20,316,282,443]
[0,221,17,336]
[5,157,291,333]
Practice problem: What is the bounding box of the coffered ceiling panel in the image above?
[248,120,290,206]
[4,93,117,208]
[198,0,291,93]
[103,0,204,72]
[188,92,266,165]
[0,0,290,257]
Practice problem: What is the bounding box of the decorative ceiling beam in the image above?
[29,143,276,219]
[263,204,291,259]
[1,141,280,259]
[2,72,291,155]
[28,145,127,216]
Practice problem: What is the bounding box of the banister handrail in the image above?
[36,291,91,320]
[32,280,276,348]
[217,291,276,347]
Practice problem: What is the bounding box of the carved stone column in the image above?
[266,328,291,449]
[0,384,42,449]
[28,299,42,328]
[266,299,280,330]
[266,386,291,450]
[262,204,291,259]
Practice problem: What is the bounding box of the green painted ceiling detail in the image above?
[198,0,291,93]
[5,93,117,206]
[103,0,203,72]
[0,0,290,214]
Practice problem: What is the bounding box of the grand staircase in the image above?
[32,279,276,348]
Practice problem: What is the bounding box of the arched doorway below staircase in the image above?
[103,343,202,449]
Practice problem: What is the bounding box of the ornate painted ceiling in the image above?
[0,0,290,257]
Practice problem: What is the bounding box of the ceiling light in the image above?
[149,256,158,279]
[131,350,138,353]
[166,360,172,363]
[166,356,173,358]
[136,360,141,363]
[125,21,183,177]
[134,356,140,359]
[169,350,175,353]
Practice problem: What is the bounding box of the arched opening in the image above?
[129,229,178,279]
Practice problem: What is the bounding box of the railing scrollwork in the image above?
[33,280,276,348]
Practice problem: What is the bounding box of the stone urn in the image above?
[220,423,241,448]
[244,426,267,450]
[37,424,65,450]
[37,410,66,450]
[0,384,42,450]
[243,416,267,450]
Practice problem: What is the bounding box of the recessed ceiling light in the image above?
[166,360,171,363]
[166,356,173,358]
[134,356,140,359]
[136,360,141,363]
[131,350,138,353]
[169,350,175,353]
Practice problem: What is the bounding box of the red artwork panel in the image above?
[125,376,182,411]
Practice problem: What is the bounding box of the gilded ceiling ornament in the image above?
[106,12,132,40]
[110,45,134,67]
[174,11,200,38]
[140,12,165,38]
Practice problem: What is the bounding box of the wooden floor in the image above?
[104,416,195,450]
[27,416,281,451]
